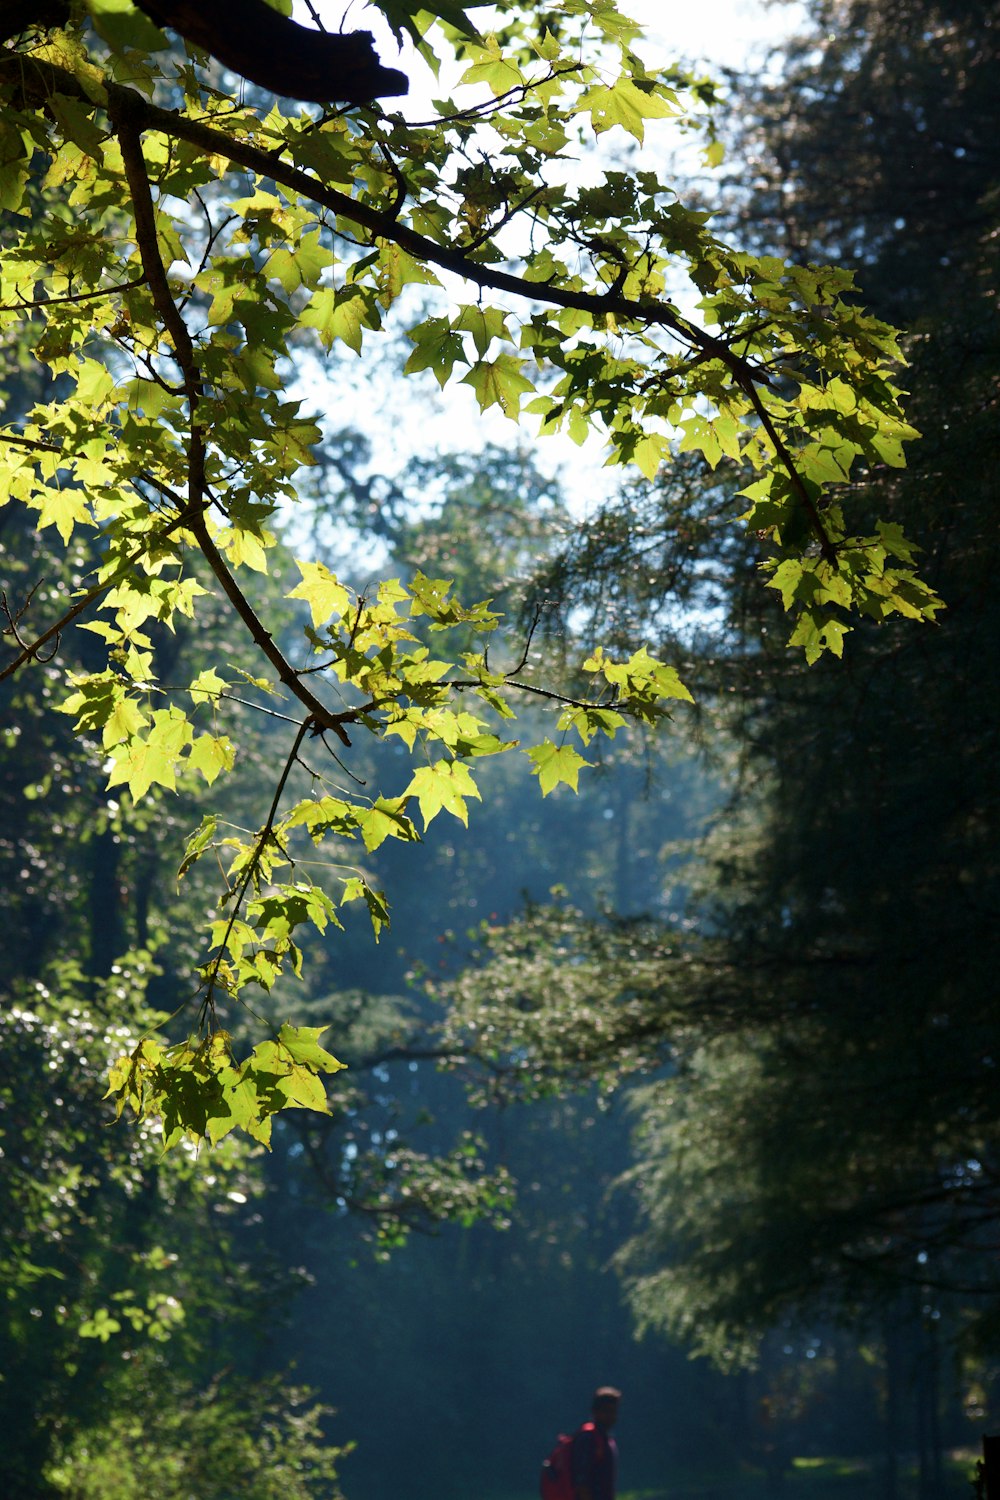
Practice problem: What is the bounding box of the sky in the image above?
[301,0,805,114]
[314,0,802,75]
[622,0,801,71]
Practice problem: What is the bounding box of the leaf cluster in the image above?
[0,0,942,1142]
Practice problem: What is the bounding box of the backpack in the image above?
[539,1432,574,1500]
[540,1422,601,1500]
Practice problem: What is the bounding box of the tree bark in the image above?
[135,0,407,103]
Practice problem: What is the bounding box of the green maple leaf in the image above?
[286,559,350,628]
[788,611,852,663]
[461,355,535,419]
[35,487,93,544]
[767,559,806,610]
[188,667,229,705]
[207,1066,261,1146]
[404,759,481,827]
[102,694,148,749]
[276,1023,346,1075]
[356,796,419,851]
[677,413,724,469]
[525,740,590,795]
[158,1062,212,1149]
[404,316,466,388]
[459,46,523,95]
[629,432,671,480]
[301,286,380,353]
[277,1063,331,1112]
[581,75,679,142]
[187,733,235,786]
[454,305,511,358]
[376,240,440,305]
[106,738,174,800]
[105,707,193,800]
[341,878,390,941]
[556,705,626,746]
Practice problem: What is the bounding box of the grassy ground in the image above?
[478,1449,979,1500]
[611,1449,979,1500]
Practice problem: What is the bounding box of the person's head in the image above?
[591,1386,621,1430]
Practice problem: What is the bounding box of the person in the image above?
[570,1386,620,1500]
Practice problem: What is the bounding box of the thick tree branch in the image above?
[91,79,835,554]
[108,92,356,745]
[134,0,407,103]
[131,91,706,350]
[1,57,715,354]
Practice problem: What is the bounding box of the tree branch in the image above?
[200,714,313,1025]
[134,0,407,103]
[735,372,838,564]
[110,94,200,408]
[0,274,147,313]
[1,55,843,609]
[187,512,354,746]
[90,74,835,555]
[0,503,201,683]
[1,56,705,354]
[108,94,354,746]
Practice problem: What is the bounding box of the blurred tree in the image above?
[46,1369,345,1500]
[0,628,350,1497]
[606,0,1000,1472]
[421,0,1000,1478]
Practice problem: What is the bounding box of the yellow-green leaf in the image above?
[524,740,590,795]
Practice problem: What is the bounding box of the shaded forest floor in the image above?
[470,1450,981,1500]
[609,1448,980,1500]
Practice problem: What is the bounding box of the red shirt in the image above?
[570,1421,618,1500]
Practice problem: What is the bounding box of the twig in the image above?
[110,95,200,402]
[199,714,312,1026]
[0,432,61,453]
[403,64,581,129]
[0,503,202,682]
[736,371,837,563]
[445,676,622,713]
[0,273,147,312]
[1,580,47,651]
